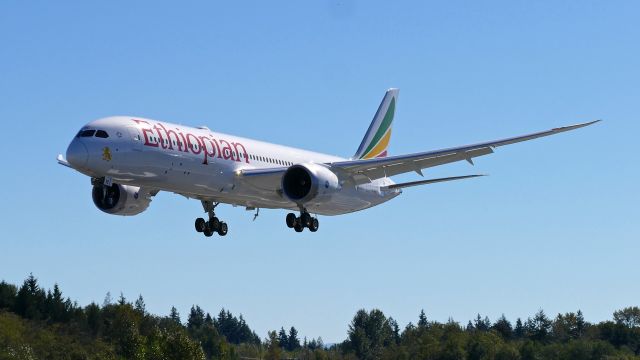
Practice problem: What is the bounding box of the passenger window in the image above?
[78,130,95,137]
[95,130,109,138]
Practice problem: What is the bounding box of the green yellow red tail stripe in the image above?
[353,89,398,160]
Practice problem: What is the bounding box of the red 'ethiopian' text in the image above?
[132,119,250,165]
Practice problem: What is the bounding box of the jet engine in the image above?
[91,182,152,216]
[281,163,340,204]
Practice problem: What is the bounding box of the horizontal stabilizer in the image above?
[381,174,486,190]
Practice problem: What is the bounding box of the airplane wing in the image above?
[237,120,599,188]
[330,120,600,184]
[380,174,486,190]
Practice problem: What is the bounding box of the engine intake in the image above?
[92,183,152,216]
[281,164,340,204]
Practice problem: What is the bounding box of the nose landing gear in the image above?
[286,209,319,232]
[195,201,228,237]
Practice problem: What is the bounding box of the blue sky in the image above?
[1,0,638,342]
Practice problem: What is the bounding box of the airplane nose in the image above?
[66,139,89,168]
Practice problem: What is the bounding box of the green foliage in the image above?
[1,274,640,360]
[265,330,282,360]
[615,307,640,328]
[0,281,17,311]
[346,309,395,359]
[214,308,260,344]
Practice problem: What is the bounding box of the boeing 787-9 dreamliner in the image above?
[58,89,598,236]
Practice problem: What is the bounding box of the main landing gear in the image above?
[195,201,228,237]
[286,209,319,233]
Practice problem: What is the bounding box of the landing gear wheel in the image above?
[195,218,206,232]
[203,226,214,237]
[218,222,228,236]
[286,213,296,228]
[294,223,304,232]
[301,212,312,227]
[209,217,220,232]
[309,218,319,232]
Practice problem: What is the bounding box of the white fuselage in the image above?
[66,116,399,215]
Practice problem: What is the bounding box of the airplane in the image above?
[58,89,599,236]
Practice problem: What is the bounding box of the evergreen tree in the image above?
[103,292,112,307]
[418,309,428,328]
[288,326,300,351]
[514,318,525,338]
[278,327,288,348]
[466,320,475,332]
[492,314,513,340]
[187,305,205,332]
[474,313,491,331]
[576,310,586,337]
[134,295,145,314]
[530,309,552,342]
[389,317,400,344]
[204,313,214,327]
[347,309,394,360]
[14,274,45,320]
[86,302,101,336]
[170,306,181,325]
[118,292,127,306]
[0,281,17,310]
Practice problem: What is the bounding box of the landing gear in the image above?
[286,209,319,233]
[309,218,319,232]
[196,201,228,237]
[286,213,296,228]
[195,218,206,232]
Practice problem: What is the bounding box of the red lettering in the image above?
[153,125,167,149]
[132,119,158,148]
[232,142,249,163]
[186,133,202,155]
[219,139,233,160]
[156,123,177,150]
[199,136,216,164]
[131,120,252,164]
[177,129,189,153]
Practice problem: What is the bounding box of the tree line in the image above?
[1,274,639,359]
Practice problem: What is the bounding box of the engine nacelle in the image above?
[91,183,152,216]
[281,163,340,205]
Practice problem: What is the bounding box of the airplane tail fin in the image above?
[353,88,398,160]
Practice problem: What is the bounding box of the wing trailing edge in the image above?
[381,174,486,190]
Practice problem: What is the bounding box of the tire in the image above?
[209,217,220,231]
[195,218,206,232]
[294,223,304,232]
[203,227,214,237]
[286,213,296,228]
[218,222,228,236]
[309,218,319,232]
[301,212,312,227]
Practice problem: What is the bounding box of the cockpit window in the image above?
[78,129,95,137]
[95,130,109,138]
